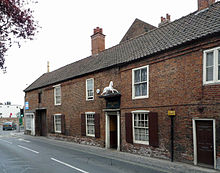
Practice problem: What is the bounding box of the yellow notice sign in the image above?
[168,110,176,116]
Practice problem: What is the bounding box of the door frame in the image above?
[192,118,216,169]
[105,110,120,151]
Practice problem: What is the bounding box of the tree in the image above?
[0,0,38,70]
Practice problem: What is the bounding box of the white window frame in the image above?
[132,110,150,145]
[85,112,95,137]
[203,46,220,85]
[25,113,34,131]
[54,114,62,133]
[132,65,149,99]
[54,84,61,105]
[86,78,94,101]
[25,113,35,135]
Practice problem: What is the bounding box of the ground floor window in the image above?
[54,114,61,133]
[133,111,149,145]
[26,114,34,130]
[86,112,95,137]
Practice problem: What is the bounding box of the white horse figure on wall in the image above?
[101,81,119,95]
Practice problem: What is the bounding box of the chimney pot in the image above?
[166,13,171,21]
[198,0,215,11]
[159,14,171,27]
[91,27,105,55]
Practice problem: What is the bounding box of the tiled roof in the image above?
[24,2,220,92]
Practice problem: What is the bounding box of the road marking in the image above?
[17,145,39,154]
[51,157,89,173]
[18,138,30,143]
[0,139,12,144]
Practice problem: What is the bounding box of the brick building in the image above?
[24,0,220,169]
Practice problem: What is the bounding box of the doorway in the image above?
[35,109,47,136]
[193,119,216,169]
[105,111,120,151]
[110,115,117,149]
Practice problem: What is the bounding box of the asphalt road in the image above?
[0,128,165,173]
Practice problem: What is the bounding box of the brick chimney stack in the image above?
[158,13,171,27]
[91,27,105,55]
[198,0,215,11]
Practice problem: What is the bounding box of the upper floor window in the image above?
[54,85,61,105]
[86,78,94,100]
[203,47,220,84]
[38,92,42,104]
[132,65,149,99]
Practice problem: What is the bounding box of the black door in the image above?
[110,115,117,149]
[196,120,214,167]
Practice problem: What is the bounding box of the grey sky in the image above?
[0,0,198,105]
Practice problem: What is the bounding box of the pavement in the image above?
[48,136,219,173]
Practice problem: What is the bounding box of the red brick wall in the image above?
[119,37,220,163]
[25,36,220,165]
[25,67,121,146]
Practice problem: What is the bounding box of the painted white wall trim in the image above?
[117,111,120,151]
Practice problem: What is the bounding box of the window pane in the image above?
[55,115,61,132]
[218,66,220,80]
[206,67,213,81]
[141,68,147,82]
[87,79,93,90]
[56,87,61,96]
[134,70,140,83]
[206,52,213,66]
[218,50,220,80]
[87,79,94,99]
[141,83,147,96]
[133,113,148,142]
[87,90,93,98]
[218,50,220,64]
[86,114,95,135]
[56,96,61,104]
[135,84,141,97]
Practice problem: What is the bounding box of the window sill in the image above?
[86,99,94,101]
[55,131,61,133]
[86,134,95,137]
[203,81,220,86]
[132,96,149,100]
[133,140,149,145]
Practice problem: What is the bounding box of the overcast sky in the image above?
[0,0,199,106]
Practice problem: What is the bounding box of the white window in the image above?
[203,47,220,84]
[54,114,61,133]
[132,111,149,145]
[86,112,95,137]
[26,114,33,130]
[86,78,94,100]
[132,65,149,99]
[54,85,61,105]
